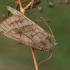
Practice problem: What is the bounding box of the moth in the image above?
[0,6,56,52]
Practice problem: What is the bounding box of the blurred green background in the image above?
[0,0,70,70]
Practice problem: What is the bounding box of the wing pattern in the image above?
[0,6,56,52]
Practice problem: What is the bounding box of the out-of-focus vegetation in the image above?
[0,0,70,70]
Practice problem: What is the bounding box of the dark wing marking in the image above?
[0,6,55,52]
[0,15,49,50]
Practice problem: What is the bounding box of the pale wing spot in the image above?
[23,25,33,32]
[21,35,32,44]
[21,19,30,26]
[32,34,41,42]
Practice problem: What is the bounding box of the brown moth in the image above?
[0,6,56,52]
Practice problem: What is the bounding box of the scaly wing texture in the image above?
[0,6,55,52]
[0,15,48,50]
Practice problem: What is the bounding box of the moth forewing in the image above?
[0,6,56,52]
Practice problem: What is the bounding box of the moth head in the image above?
[40,34,56,52]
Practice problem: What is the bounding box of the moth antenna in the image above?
[40,16,53,35]
[38,53,53,66]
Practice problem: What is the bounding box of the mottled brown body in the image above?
[0,6,56,52]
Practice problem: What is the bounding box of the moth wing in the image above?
[0,6,56,52]
[0,14,48,50]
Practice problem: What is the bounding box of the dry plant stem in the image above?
[24,0,34,10]
[31,48,39,70]
[18,0,35,12]
[18,0,25,13]
[18,0,39,70]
